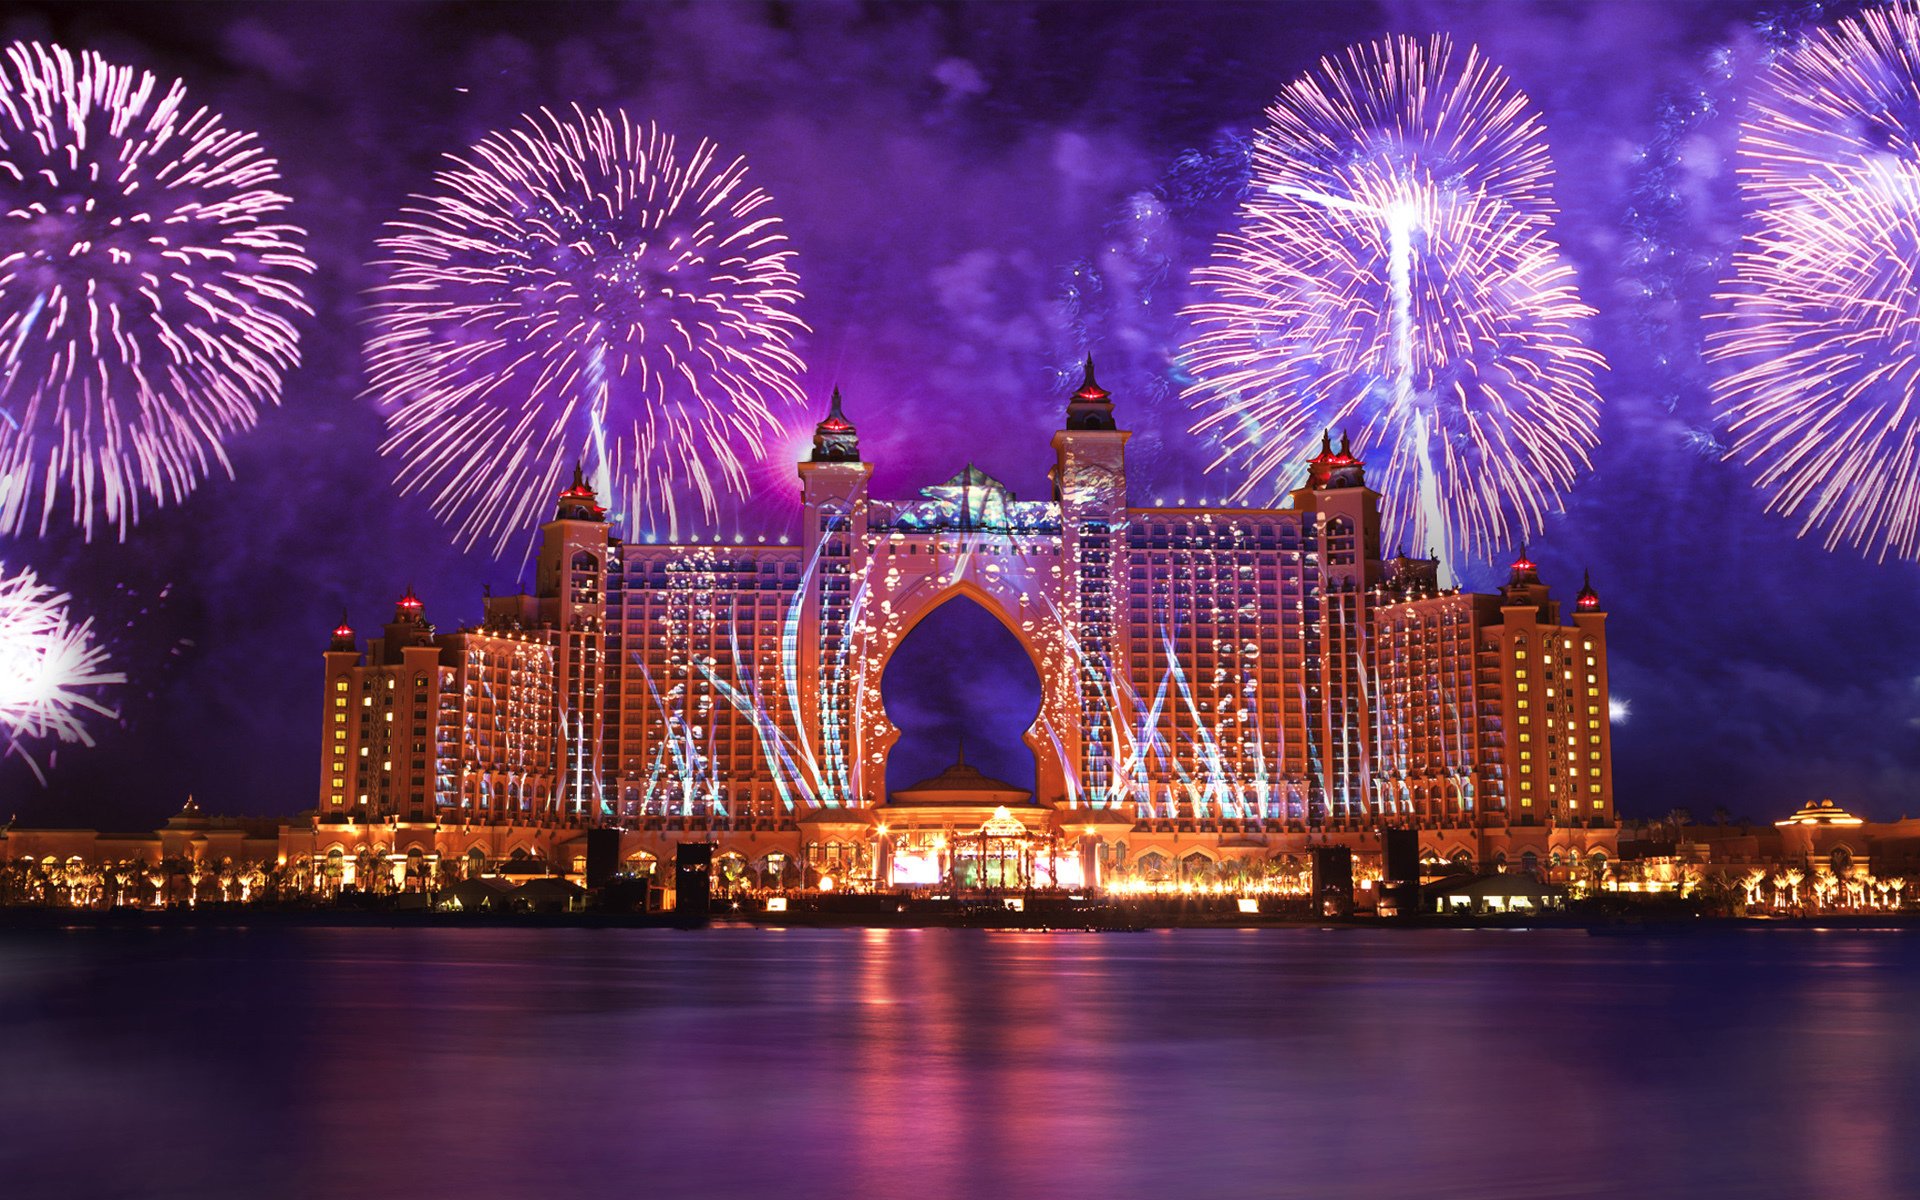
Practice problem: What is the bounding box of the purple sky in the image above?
[5,0,1916,828]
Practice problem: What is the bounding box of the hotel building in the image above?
[305,362,1617,888]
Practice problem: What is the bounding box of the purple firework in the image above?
[0,41,314,541]
[367,106,808,557]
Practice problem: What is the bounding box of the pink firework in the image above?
[0,42,314,541]
[367,106,808,557]
[0,561,123,782]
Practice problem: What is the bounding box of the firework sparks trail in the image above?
[1183,34,1604,572]
[368,106,808,559]
[1711,4,1920,561]
[0,562,124,783]
[0,41,313,541]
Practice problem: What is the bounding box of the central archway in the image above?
[881,594,1042,798]
[853,568,1073,807]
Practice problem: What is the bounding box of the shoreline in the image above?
[0,905,1913,934]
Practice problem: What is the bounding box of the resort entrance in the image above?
[876,754,1087,892]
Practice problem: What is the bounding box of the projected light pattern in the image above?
[1711,4,1920,561]
[368,106,808,558]
[314,379,1617,882]
[1183,34,1603,572]
[0,562,124,782]
[0,41,313,541]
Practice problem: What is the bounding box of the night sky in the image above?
[5,0,1916,828]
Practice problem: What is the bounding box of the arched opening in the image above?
[881,594,1043,798]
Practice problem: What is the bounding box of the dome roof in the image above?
[1776,798,1864,827]
[891,746,1032,806]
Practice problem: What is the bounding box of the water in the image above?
[2,926,1916,1199]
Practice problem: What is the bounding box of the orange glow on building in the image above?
[296,360,1618,886]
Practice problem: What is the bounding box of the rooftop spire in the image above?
[810,387,861,462]
[1305,428,1365,488]
[1577,569,1602,611]
[330,608,355,650]
[1065,355,1117,430]
[1074,355,1110,402]
[555,460,607,521]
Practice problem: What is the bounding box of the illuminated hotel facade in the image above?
[311,362,1618,889]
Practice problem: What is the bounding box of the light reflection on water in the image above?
[1,927,1917,1199]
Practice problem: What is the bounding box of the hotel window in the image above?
[335,680,347,691]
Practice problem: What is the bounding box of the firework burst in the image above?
[1711,4,1920,561]
[0,41,313,541]
[368,106,808,556]
[0,562,123,782]
[1182,34,1603,572]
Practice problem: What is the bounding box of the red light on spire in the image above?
[1576,569,1601,610]
[559,461,598,500]
[1073,355,1111,402]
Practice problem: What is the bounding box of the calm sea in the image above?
[1,925,1915,1199]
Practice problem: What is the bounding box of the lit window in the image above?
[1592,800,1604,809]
